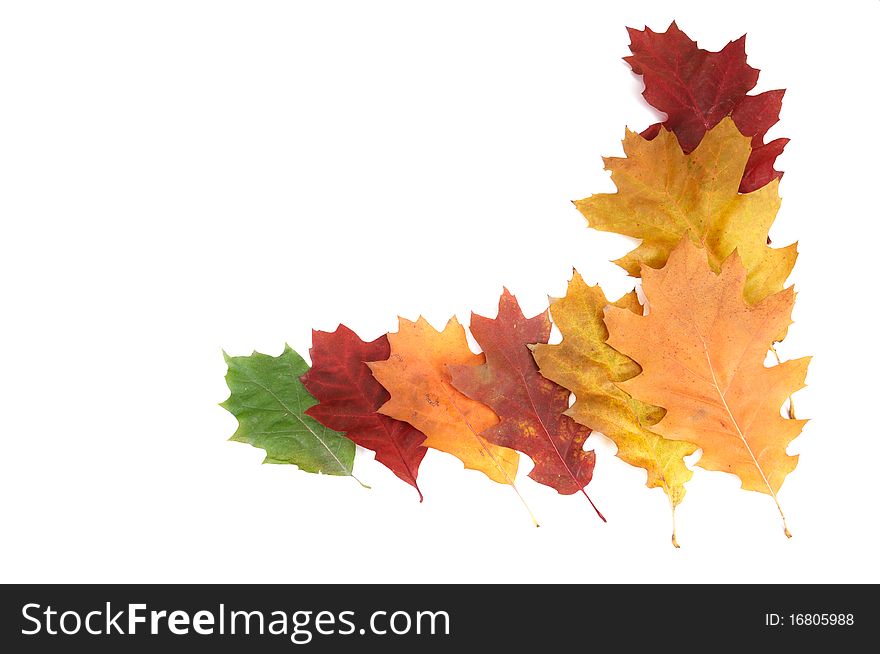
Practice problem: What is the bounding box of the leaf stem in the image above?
[475,433,540,527]
[447,389,540,527]
[580,488,606,522]
[670,496,680,548]
[507,473,540,527]
[351,472,371,490]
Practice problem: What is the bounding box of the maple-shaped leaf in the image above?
[221,346,365,485]
[532,272,696,545]
[575,117,797,304]
[302,325,428,500]
[367,317,522,489]
[605,239,809,537]
[450,290,604,521]
[626,21,788,192]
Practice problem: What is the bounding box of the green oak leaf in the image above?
[221,345,364,483]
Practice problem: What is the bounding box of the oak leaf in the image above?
[532,272,696,544]
[450,291,603,520]
[626,21,788,192]
[221,346,364,485]
[605,239,809,536]
[367,316,521,487]
[302,325,428,500]
[575,117,796,304]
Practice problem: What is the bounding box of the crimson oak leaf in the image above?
[302,325,428,500]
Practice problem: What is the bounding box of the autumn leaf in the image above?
[532,272,696,544]
[605,239,809,536]
[367,316,528,499]
[301,325,428,500]
[221,346,365,486]
[575,117,797,305]
[626,21,788,192]
[449,290,604,521]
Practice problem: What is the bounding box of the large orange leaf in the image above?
[605,239,809,536]
[367,317,522,489]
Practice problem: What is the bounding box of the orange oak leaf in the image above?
[367,317,535,519]
[605,239,809,536]
[450,291,604,521]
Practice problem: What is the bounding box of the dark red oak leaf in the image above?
[626,21,787,192]
[449,290,603,520]
[302,325,427,500]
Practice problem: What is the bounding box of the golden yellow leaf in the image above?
[575,117,797,304]
[531,272,697,546]
[368,316,520,486]
[605,239,809,536]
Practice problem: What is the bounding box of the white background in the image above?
[1,0,878,584]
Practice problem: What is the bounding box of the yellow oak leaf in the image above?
[605,239,809,537]
[532,272,696,546]
[367,316,520,486]
[575,117,797,304]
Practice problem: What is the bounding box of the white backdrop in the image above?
[1,0,878,583]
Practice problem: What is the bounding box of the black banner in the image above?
[0,584,869,651]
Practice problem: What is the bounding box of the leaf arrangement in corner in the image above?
[220,22,809,546]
